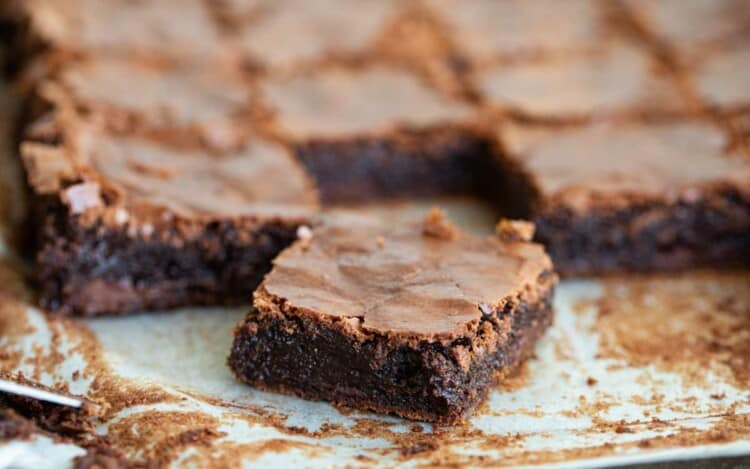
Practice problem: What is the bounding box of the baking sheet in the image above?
[0,91,749,467]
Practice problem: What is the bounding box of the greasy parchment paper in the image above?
[0,87,749,469]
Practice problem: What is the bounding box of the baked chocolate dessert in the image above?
[229,211,556,422]
[624,0,750,53]
[259,64,507,204]
[4,0,749,319]
[499,119,750,276]
[21,113,318,315]
[689,41,750,114]
[233,0,406,70]
[425,0,612,62]
[41,56,256,150]
[6,0,224,60]
[472,43,692,122]
[0,374,134,468]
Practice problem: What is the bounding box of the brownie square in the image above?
[624,0,750,52]
[473,44,693,122]
[234,0,405,71]
[21,114,318,316]
[229,212,556,422]
[689,42,750,113]
[425,0,611,63]
[498,119,750,275]
[10,0,223,59]
[41,56,255,150]
[258,64,511,204]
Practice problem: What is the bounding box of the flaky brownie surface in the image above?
[229,212,556,422]
[5,0,750,317]
[500,119,750,275]
[21,113,318,315]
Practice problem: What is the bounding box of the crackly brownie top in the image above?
[49,58,252,142]
[691,44,750,109]
[261,66,472,139]
[258,211,553,339]
[475,44,689,118]
[21,119,317,224]
[425,0,607,61]
[501,120,750,210]
[624,0,750,50]
[236,0,402,69]
[20,0,222,58]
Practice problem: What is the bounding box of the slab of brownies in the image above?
[3,0,750,423]
[8,0,750,317]
[229,212,556,422]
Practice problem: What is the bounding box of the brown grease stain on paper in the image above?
[592,270,750,389]
[1,251,749,466]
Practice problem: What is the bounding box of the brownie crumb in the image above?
[73,447,136,469]
[398,441,438,457]
[422,207,459,240]
[615,424,634,434]
[496,219,535,243]
[0,408,39,441]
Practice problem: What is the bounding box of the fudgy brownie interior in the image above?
[22,115,318,315]
[229,213,556,422]
[500,120,750,275]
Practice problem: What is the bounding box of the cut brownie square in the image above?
[10,0,223,59]
[473,44,693,122]
[498,119,750,276]
[424,0,611,63]
[624,0,750,52]
[689,42,750,113]
[229,211,556,422]
[259,64,513,205]
[234,0,404,71]
[39,56,255,150]
[21,114,318,316]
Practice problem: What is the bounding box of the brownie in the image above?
[472,43,693,122]
[0,373,102,439]
[0,407,134,468]
[624,0,750,53]
[21,112,318,315]
[5,0,750,320]
[0,374,134,468]
[6,0,223,60]
[229,211,556,423]
[425,0,611,62]
[41,56,256,150]
[234,0,405,70]
[499,119,750,276]
[259,64,514,205]
[689,41,750,114]
[0,408,41,441]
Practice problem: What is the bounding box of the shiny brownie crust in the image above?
[228,270,555,423]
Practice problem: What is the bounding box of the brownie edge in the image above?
[228,272,554,423]
[35,202,305,316]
